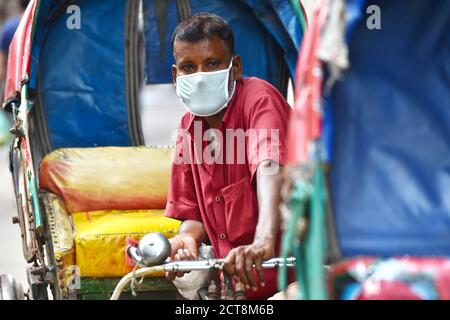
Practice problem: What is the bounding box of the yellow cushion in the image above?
[72,209,180,278]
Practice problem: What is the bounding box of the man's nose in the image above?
[194,73,206,86]
[194,79,206,90]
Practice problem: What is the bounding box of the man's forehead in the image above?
[173,37,231,61]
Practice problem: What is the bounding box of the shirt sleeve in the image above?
[164,131,202,222]
[245,88,291,181]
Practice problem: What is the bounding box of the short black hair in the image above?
[171,13,235,58]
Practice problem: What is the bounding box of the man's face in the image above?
[172,36,242,84]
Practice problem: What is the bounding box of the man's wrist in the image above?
[253,235,275,247]
[176,232,195,241]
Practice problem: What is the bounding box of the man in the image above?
[165,13,291,299]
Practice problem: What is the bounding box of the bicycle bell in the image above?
[127,232,171,266]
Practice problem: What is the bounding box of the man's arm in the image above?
[169,219,208,258]
[223,159,282,290]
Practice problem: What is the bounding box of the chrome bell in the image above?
[128,232,171,267]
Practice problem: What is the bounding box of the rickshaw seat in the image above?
[39,146,181,278]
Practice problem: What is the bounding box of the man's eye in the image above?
[182,64,194,72]
[207,61,220,69]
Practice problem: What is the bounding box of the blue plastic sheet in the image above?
[329,0,450,256]
[143,0,303,89]
[34,0,132,149]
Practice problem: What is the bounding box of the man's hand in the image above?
[223,239,275,290]
[169,233,199,258]
[166,234,198,281]
[165,219,208,281]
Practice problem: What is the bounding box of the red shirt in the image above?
[165,77,291,299]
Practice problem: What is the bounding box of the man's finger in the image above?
[235,250,249,287]
[166,271,176,281]
[182,248,194,260]
[223,250,237,275]
[177,249,186,260]
[245,254,257,290]
[254,256,265,287]
[183,236,198,259]
[169,237,183,257]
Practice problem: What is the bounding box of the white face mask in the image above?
[175,60,236,117]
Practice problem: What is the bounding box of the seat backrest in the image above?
[39,146,174,214]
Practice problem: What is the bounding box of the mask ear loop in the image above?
[227,80,237,103]
[225,58,236,100]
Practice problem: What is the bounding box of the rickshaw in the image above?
[279,0,450,299]
[0,0,307,300]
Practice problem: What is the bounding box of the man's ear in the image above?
[232,55,243,81]
[172,64,178,86]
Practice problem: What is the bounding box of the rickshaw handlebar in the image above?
[111,234,295,300]
[110,257,295,300]
[161,257,296,272]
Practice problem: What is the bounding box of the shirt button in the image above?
[219,233,226,240]
[215,196,221,202]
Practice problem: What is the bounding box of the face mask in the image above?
[175,60,236,117]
